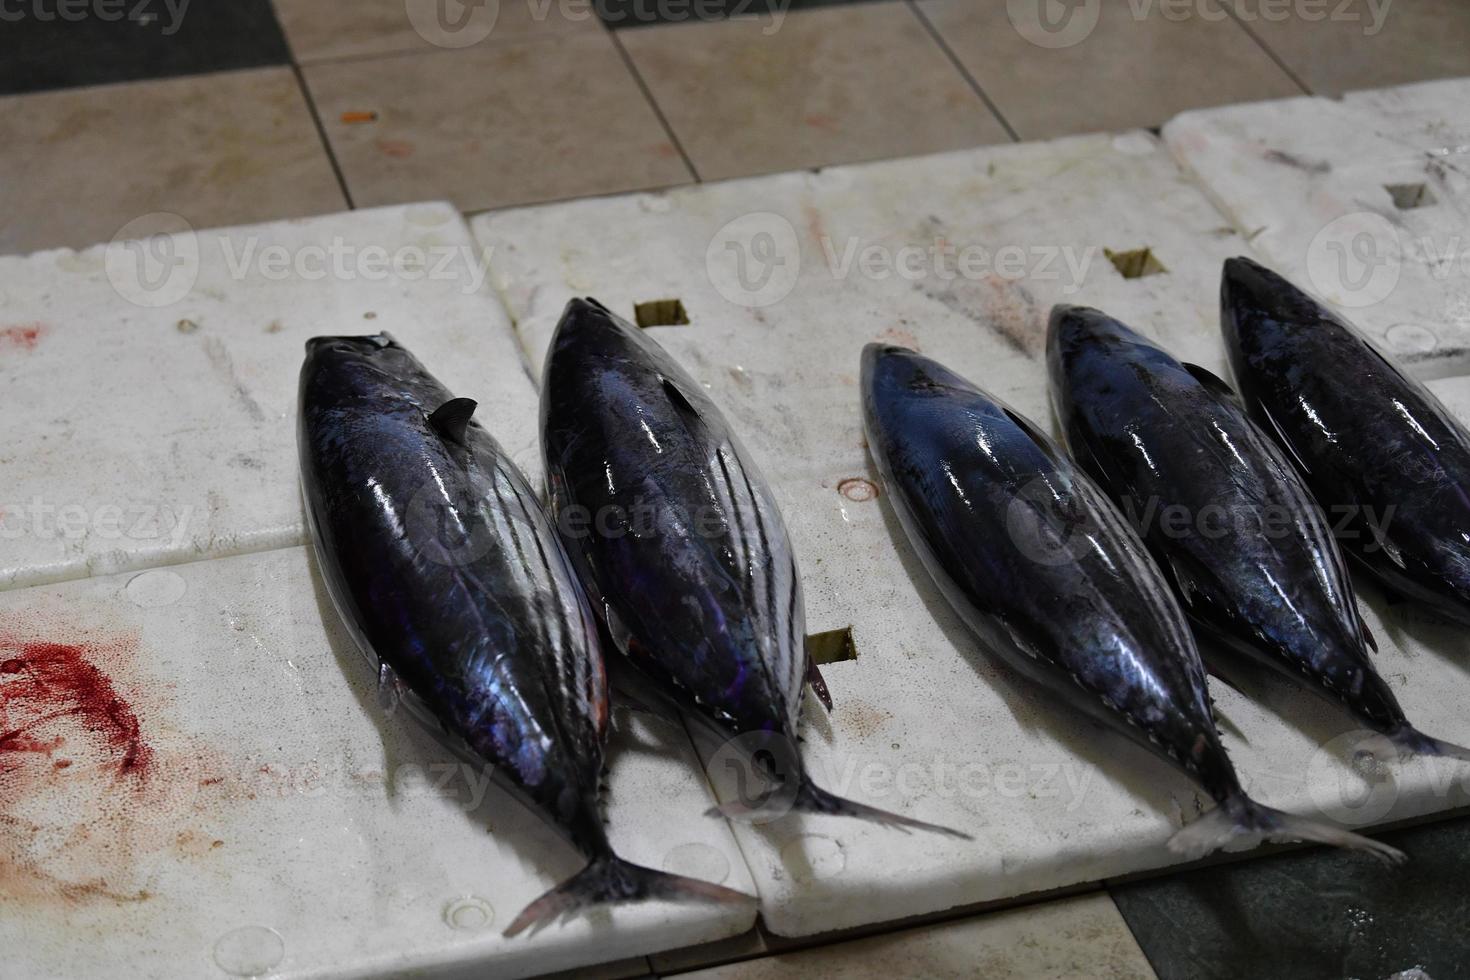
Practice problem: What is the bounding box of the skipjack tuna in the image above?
[1222,256,1470,628]
[298,334,749,937]
[1049,305,1470,763]
[541,298,966,837]
[862,343,1403,862]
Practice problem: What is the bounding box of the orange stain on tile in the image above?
[376,139,416,159]
[0,323,45,351]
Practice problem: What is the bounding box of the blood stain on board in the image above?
[0,322,45,351]
[0,626,228,906]
[0,641,154,780]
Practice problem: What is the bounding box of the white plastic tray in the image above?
[1164,77,1470,378]
[0,205,755,978]
[474,130,1470,937]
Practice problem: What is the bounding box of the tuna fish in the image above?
[1222,256,1470,628]
[298,333,750,937]
[861,342,1403,861]
[1049,305,1469,763]
[540,298,964,838]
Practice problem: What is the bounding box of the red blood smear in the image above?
[0,642,153,780]
[0,323,44,350]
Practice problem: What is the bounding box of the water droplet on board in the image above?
[126,569,187,608]
[663,842,731,884]
[1385,323,1438,355]
[212,926,284,977]
[782,835,846,881]
[443,895,494,931]
[837,478,878,503]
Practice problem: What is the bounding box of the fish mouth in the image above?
[1046,304,1143,356]
[303,333,399,356]
[1220,255,1289,315]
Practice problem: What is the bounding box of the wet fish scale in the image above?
[544,300,964,837]
[862,342,1403,861]
[1048,307,1403,730]
[298,333,750,936]
[1221,255,1470,629]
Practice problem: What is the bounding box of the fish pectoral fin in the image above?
[806,660,834,712]
[1360,617,1379,654]
[377,661,403,715]
[1182,362,1244,410]
[427,397,478,445]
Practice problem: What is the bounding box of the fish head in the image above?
[1218,256,1325,367]
[300,333,434,405]
[1045,305,1163,429]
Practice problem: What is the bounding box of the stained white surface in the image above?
[0,205,755,977]
[1164,77,1470,378]
[0,202,540,591]
[0,548,755,980]
[474,131,1470,937]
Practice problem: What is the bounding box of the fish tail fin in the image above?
[503,854,753,938]
[1167,795,1406,865]
[1386,725,1470,764]
[705,775,972,840]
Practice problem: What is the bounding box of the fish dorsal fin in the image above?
[1182,362,1243,410]
[1000,406,1062,461]
[661,376,702,419]
[428,397,477,445]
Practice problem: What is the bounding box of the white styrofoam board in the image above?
[0,547,755,980]
[1163,77,1470,379]
[0,204,756,976]
[473,131,1470,937]
[0,202,540,592]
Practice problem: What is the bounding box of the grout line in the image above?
[905,0,1020,143]
[1220,4,1313,95]
[1103,885,1165,980]
[291,28,583,69]
[290,62,357,210]
[608,30,703,182]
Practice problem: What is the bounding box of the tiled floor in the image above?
[4,0,1470,257]
[3,1,1470,977]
